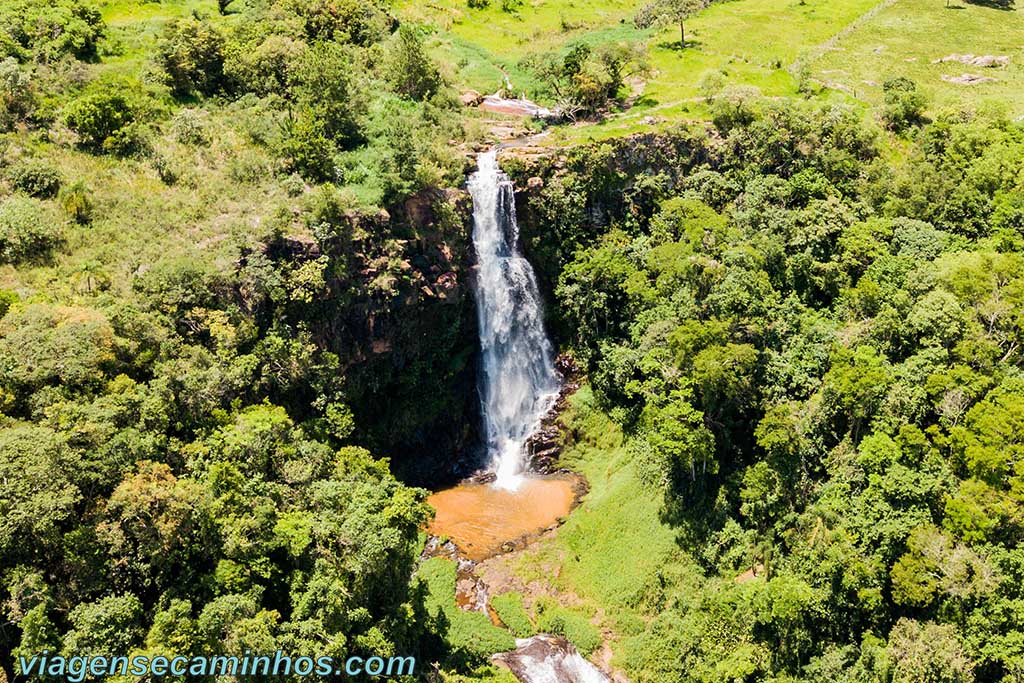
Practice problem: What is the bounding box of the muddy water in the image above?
[427,477,578,561]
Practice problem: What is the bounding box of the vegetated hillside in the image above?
[1,0,1024,681]
[501,96,1024,681]
[0,0,499,679]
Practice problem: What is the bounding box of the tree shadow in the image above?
[964,0,1015,9]
[655,38,705,52]
[631,94,660,109]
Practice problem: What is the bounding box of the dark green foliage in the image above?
[522,102,1024,681]
[386,25,444,102]
[156,19,227,97]
[6,158,61,198]
[882,77,928,132]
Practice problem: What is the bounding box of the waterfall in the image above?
[468,150,560,491]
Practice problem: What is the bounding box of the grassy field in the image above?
[811,0,1024,116]
[403,0,1024,144]
[401,0,877,140]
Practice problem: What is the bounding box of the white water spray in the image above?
[468,150,560,491]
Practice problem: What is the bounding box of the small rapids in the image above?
[493,635,610,683]
[468,150,560,490]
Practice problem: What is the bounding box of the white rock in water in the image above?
[493,634,609,683]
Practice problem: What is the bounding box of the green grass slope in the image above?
[506,387,702,674]
[810,0,1024,116]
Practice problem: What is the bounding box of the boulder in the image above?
[460,90,484,106]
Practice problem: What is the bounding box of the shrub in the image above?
[882,77,927,132]
[6,159,62,198]
[0,195,61,263]
[385,25,443,102]
[697,69,726,103]
[281,0,393,46]
[101,121,151,158]
[290,41,363,145]
[280,110,335,181]
[490,593,534,638]
[223,34,306,98]
[0,0,105,62]
[533,598,603,655]
[156,19,227,96]
[170,108,210,146]
[710,85,761,132]
[64,90,136,151]
[59,181,93,224]
[282,173,305,197]
[0,288,16,318]
[0,57,36,130]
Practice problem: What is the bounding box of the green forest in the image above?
[1,0,1022,681]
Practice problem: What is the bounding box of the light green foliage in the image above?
[0,57,35,129]
[62,594,144,656]
[0,426,80,553]
[156,18,227,96]
[0,0,104,62]
[519,102,1024,682]
[951,379,1024,493]
[5,159,61,199]
[63,89,138,151]
[58,180,92,224]
[490,593,534,638]
[882,77,928,133]
[522,41,647,116]
[533,598,603,656]
[0,195,61,263]
[1,0,1024,679]
[0,303,115,393]
[634,0,709,49]
[888,619,974,683]
[418,558,516,660]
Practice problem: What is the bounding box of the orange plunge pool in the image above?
[426,476,579,561]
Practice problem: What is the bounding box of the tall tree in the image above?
[636,0,710,50]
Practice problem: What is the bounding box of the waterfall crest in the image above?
[468,150,560,491]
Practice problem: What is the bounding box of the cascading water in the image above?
[469,150,560,491]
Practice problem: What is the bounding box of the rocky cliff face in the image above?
[260,188,484,486]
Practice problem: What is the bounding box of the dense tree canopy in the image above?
[516,98,1024,682]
